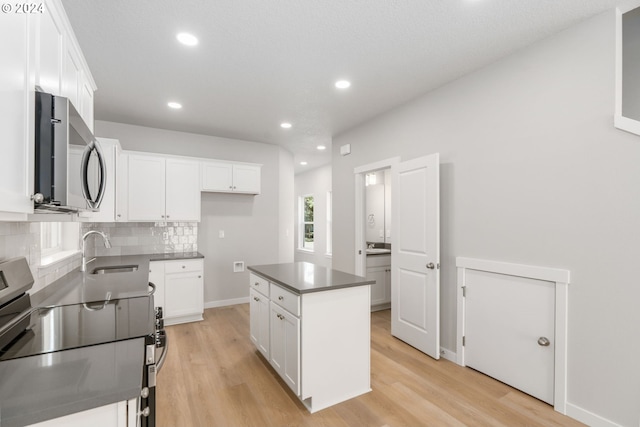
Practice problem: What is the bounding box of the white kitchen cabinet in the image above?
[28,398,137,427]
[270,301,301,395]
[249,288,270,359]
[248,271,370,413]
[115,153,129,222]
[36,0,64,96]
[150,259,203,326]
[0,0,94,220]
[201,160,261,194]
[0,13,34,219]
[127,153,200,222]
[148,261,165,311]
[366,254,391,308]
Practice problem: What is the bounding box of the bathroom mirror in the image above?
[365,169,391,244]
[615,1,640,136]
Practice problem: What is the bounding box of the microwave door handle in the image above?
[80,141,107,209]
[93,140,107,208]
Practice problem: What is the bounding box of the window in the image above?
[299,194,314,250]
[40,223,63,257]
[40,222,80,265]
[326,191,332,256]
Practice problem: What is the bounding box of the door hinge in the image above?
[461,286,466,297]
[462,336,465,346]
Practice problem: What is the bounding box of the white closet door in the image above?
[464,270,555,404]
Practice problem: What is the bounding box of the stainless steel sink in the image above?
[91,265,139,274]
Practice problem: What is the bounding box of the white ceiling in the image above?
[61,0,619,173]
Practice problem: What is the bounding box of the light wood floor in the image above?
[157,305,584,427]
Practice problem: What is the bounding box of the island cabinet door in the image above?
[269,302,300,396]
[249,288,270,359]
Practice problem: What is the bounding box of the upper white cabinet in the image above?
[127,153,200,222]
[0,0,95,219]
[201,161,261,194]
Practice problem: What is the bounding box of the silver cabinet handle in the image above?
[278,296,284,301]
[253,297,259,302]
[166,215,170,218]
[182,265,186,269]
[117,214,121,218]
[276,313,284,320]
[254,282,259,286]
[198,275,202,278]
[426,263,435,269]
[538,337,551,347]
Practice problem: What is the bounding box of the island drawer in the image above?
[250,273,270,297]
[270,283,300,316]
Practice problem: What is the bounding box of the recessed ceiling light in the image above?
[176,32,198,46]
[300,161,308,166]
[317,145,326,150]
[167,102,182,109]
[335,80,351,89]
[280,122,292,129]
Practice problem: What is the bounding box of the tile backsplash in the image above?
[0,221,198,294]
[81,222,199,257]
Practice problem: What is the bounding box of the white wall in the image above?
[332,10,639,427]
[95,120,294,306]
[294,165,332,268]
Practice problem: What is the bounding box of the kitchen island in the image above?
[247,262,374,413]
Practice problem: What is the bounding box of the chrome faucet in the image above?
[81,230,112,272]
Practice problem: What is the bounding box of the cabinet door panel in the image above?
[165,272,203,319]
[37,5,63,95]
[149,262,165,313]
[61,45,80,108]
[249,289,269,359]
[232,164,261,194]
[270,303,300,396]
[166,158,200,221]
[201,162,233,192]
[127,155,165,221]
[0,13,33,215]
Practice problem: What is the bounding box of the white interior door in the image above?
[391,153,440,359]
[464,270,555,404]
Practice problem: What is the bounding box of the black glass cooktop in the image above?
[0,296,154,361]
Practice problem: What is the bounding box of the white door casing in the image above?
[456,257,571,413]
[391,153,440,359]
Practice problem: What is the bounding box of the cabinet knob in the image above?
[254,297,259,302]
[182,265,186,269]
[278,296,284,301]
[229,186,233,189]
[117,214,121,218]
[166,215,170,218]
[198,275,202,278]
[254,282,259,286]
[276,314,284,320]
[538,337,551,347]
[161,215,165,218]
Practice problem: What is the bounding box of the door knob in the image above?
[426,262,435,270]
[537,337,551,347]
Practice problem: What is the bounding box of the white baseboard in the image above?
[205,297,249,309]
[565,403,624,427]
[440,347,457,363]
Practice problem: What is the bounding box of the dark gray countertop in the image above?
[247,262,374,295]
[31,252,204,308]
[7,252,203,426]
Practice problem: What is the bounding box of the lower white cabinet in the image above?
[269,299,301,395]
[366,255,391,308]
[149,259,204,325]
[249,288,270,359]
[248,272,371,413]
[28,398,137,427]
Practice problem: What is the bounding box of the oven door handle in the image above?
[156,334,168,373]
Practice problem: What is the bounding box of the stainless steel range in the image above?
[0,257,166,427]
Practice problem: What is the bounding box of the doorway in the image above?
[355,154,441,360]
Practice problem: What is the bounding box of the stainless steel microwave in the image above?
[34,91,106,212]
